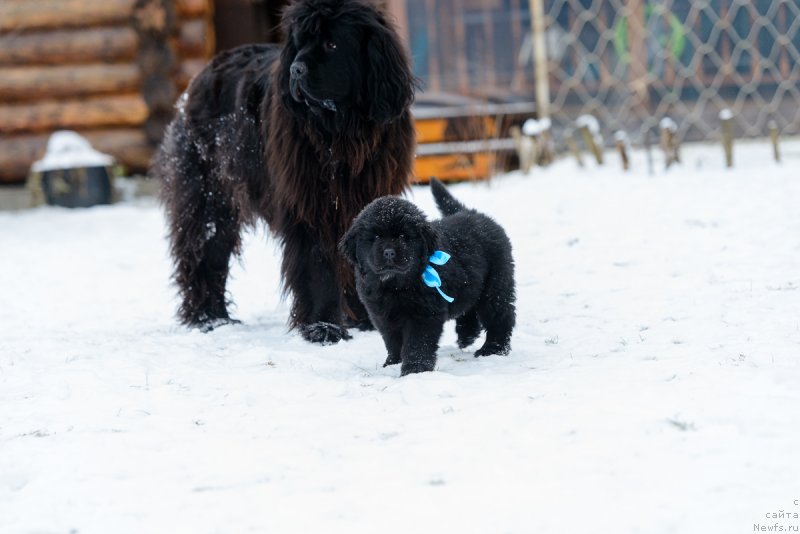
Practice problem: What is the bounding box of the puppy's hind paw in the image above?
[299,322,352,345]
[343,316,375,332]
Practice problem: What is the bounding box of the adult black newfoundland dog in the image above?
[153,0,416,343]
[339,179,516,375]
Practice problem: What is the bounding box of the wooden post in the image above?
[577,115,603,165]
[510,126,536,174]
[523,117,554,167]
[614,131,630,171]
[768,120,780,163]
[626,0,650,121]
[529,0,550,120]
[564,129,584,167]
[719,109,734,168]
[659,117,680,169]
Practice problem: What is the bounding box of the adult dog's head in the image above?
[340,197,438,283]
[278,0,415,130]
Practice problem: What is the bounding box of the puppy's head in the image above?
[340,196,437,282]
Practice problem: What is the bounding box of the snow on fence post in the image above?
[768,120,780,163]
[576,114,603,165]
[719,109,734,168]
[659,117,680,169]
[564,128,585,167]
[613,131,630,171]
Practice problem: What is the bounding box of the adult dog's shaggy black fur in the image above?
[339,179,516,375]
[152,0,415,342]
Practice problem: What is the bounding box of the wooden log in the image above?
[0,64,141,102]
[0,0,136,32]
[0,27,138,67]
[0,129,153,183]
[177,58,208,90]
[177,18,213,58]
[176,0,212,19]
[0,95,149,135]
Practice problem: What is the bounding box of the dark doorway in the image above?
[213,0,291,52]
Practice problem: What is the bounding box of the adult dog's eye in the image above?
[325,41,337,51]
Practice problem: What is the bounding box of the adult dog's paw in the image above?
[191,317,242,333]
[383,353,402,367]
[400,359,435,376]
[299,322,352,345]
[474,343,510,357]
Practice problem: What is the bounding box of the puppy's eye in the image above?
[325,41,337,51]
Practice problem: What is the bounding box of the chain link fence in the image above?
[531,0,800,145]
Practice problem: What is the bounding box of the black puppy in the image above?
[340,178,516,375]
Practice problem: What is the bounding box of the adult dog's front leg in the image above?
[399,321,444,376]
[280,222,351,344]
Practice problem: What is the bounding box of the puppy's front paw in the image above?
[400,359,435,376]
[299,322,352,345]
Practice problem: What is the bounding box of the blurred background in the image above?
[1,0,799,188]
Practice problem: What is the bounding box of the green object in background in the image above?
[614,4,687,66]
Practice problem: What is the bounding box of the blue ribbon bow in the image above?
[422,250,455,303]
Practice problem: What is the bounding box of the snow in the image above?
[576,113,600,134]
[2,139,800,533]
[31,131,114,172]
[660,117,678,132]
[613,130,630,143]
[522,117,551,136]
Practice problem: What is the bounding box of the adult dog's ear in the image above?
[339,223,360,266]
[365,22,416,124]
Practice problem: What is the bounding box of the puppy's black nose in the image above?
[290,61,308,79]
[383,248,396,261]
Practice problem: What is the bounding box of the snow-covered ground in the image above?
[1,140,799,533]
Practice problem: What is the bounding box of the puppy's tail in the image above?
[430,177,466,216]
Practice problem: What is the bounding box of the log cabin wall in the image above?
[0,0,214,184]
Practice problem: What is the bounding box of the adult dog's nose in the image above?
[290,61,308,79]
[383,248,396,261]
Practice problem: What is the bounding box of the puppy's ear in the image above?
[365,23,416,124]
[339,224,360,266]
[418,222,439,259]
